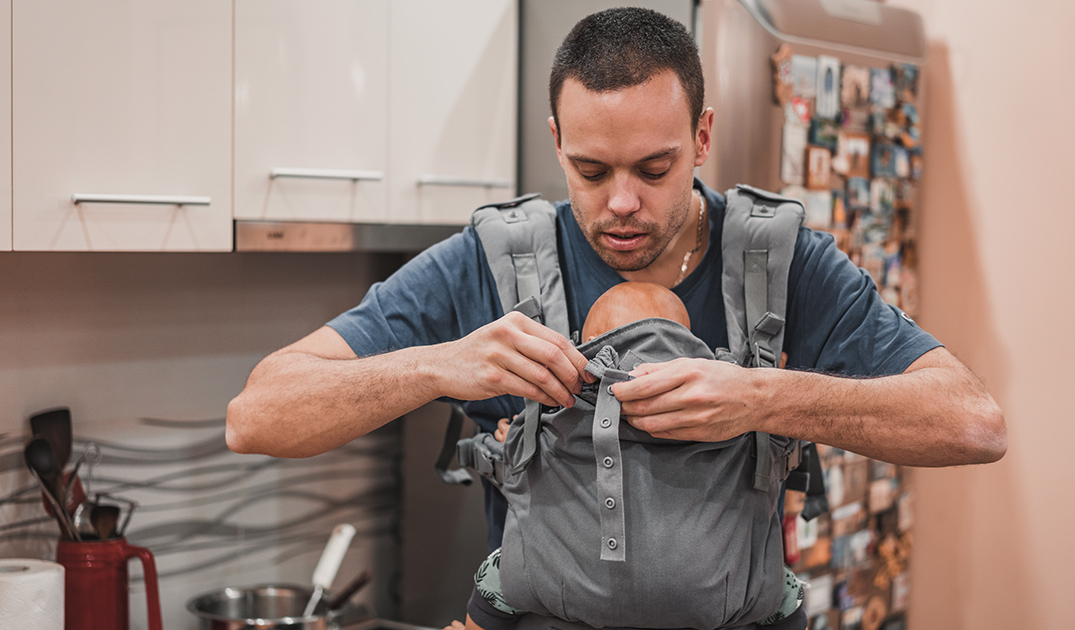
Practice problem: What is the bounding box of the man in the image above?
[227,5,1004,559]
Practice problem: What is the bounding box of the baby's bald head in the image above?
[582,282,691,342]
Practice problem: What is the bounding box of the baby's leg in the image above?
[758,566,807,626]
[467,547,527,630]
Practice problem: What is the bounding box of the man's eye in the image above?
[641,169,669,180]
[580,171,606,181]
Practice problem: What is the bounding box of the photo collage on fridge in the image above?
[771,44,920,630]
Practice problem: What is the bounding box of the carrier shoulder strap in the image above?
[721,184,803,370]
[471,193,570,337]
[459,194,571,477]
[722,184,805,492]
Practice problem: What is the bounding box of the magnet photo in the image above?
[810,117,840,151]
[806,146,833,190]
[805,190,833,228]
[841,107,870,133]
[869,179,895,215]
[838,133,872,178]
[847,177,871,210]
[781,124,809,185]
[770,43,794,105]
[841,65,871,108]
[894,63,919,102]
[870,68,896,108]
[816,55,842,119]
[870,143,900,178]
[787,96,812,125]
[790,55,818,97]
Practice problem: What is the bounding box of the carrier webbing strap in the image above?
[434,404,475,485]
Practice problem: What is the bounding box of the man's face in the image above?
[551,72,712,278]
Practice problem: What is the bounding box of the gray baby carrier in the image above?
[443,186,826,629]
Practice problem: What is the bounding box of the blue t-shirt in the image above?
[327,180,940,545]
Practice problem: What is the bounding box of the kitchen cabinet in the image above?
[389,0,518,225]
[234,0,389,224]
[0,1,10,251]
[12,0,232,251]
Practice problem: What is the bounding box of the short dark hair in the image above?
[549,7,705,132]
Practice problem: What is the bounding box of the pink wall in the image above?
[888,1,1075,628]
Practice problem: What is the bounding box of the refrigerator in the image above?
[698,1,926,629]
[517,1,924,628]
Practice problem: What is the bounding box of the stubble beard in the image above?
[571,187,693,273]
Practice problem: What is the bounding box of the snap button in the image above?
[603,457,614,468]
[600,417,611,428]
[604,497,616,509]
[607,538,618,550]
[607,385,615,395]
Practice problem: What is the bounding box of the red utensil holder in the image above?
[55,537,163,630]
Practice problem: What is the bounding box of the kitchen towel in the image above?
[0,559,64,629]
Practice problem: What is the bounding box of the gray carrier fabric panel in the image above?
[721,184,804,368]
[472,197,570,338]
[498,319,792,629]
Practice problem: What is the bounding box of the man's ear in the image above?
[549,116,565,168]
[694,107,714,167]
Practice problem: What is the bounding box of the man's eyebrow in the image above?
[565,147,680,165]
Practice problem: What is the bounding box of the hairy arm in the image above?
[226,313,590,458]
[614,346,1006,467]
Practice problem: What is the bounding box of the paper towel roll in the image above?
[0,559,64,630]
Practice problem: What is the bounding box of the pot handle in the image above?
[123,541,163,630]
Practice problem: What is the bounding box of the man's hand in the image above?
[612,358,761,442]
[431,311,594,408]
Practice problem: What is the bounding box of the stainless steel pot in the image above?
[187,584,342,630]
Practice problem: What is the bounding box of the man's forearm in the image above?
[226,344,439,458]
[757,348,1006,466]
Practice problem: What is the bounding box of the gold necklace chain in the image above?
[674,191,706,287]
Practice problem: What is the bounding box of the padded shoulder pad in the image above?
[472,195,570,338]
[721,184,804,366]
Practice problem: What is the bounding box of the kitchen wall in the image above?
[0,251,411,628]
[887,1,1074,629]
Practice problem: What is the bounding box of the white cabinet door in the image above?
[389,0,518,225]
[235,0,388,223]
[12,0,232,251]
[0,1,10,251]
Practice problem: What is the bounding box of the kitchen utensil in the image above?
[24,438,77,540]
[64,442,100,501]
[303,523,357,617]
[56,537,163,630]
[188,584,344,630]
[72,499,97,540]
[29,407,73,476]
[326,568,372,612]
[91,503,121,540]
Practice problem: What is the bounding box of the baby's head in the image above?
[582,282,691,342]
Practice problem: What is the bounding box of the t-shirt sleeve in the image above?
[326,228,503,358]
[784,227,941,377]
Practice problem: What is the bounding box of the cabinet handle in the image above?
[270,167,384,181]
[417,175,514,189]
[71,194,211,206]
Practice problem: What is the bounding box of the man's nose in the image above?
[607,174,641,217]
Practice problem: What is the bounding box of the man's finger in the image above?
[499,351,577,408]
[511,314,592,388]
[612,365,683,402]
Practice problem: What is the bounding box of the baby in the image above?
[459,282,805,630]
